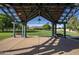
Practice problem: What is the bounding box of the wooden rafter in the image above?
[0,3,78,23]
[62,7,73,21]
[3,4,17,21]
[67,8,79,22]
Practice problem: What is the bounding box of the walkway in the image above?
[0,36,79,55]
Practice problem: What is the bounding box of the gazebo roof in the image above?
[0,3,79,23]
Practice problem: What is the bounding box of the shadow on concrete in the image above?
[0,36,79,55]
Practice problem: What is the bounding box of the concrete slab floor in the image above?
[0,36,79,55]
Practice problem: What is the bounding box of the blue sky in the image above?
[0,8,79,28]
[27,16,63,28]
[27,16,51,27]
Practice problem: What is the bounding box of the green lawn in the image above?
[0,32,12,40]
[27,30,52,37]
[58,29,79,36]
[27,29,79,37]
[0,29,79,41]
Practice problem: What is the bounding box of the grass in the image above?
[0,32,12,40]
[27,30,52,37]
[27,29,79,37]
[0,30,52,41]
[0,29,79,41]
[58,29,79,36]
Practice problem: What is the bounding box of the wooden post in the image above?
[22,24,24,37]
[54,23,57,36]
[12,22,16,38]
[64,23,66,38]
[24,23,26,38]
[26,22,27,38]
[52,23,54,36]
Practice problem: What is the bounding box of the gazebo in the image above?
[0,3,79,38]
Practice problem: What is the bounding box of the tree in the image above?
[67,16,79,31]
[0,14,13,32]
[42,23,51,30]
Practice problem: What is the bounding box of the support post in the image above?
[26,22,27,38]
[12,22,16,38]
[24,23,26,38]
[52,23,54,36]
[54,23,57,36]
[22,24,24,37]
[64,23,66,38]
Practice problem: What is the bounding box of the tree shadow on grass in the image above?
[1,36,79,55]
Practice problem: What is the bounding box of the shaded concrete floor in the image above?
[0,36,79,55]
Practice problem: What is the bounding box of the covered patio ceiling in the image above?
[0,3,79,23]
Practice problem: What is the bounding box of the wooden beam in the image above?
[8,4,23,22]
[3,4,17,21]
[27,10,39,22]
[67,7,79,22]
[62,7,74,22]
[40,8,54,22]
[43,7,54,21]
[58,7,67,20]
